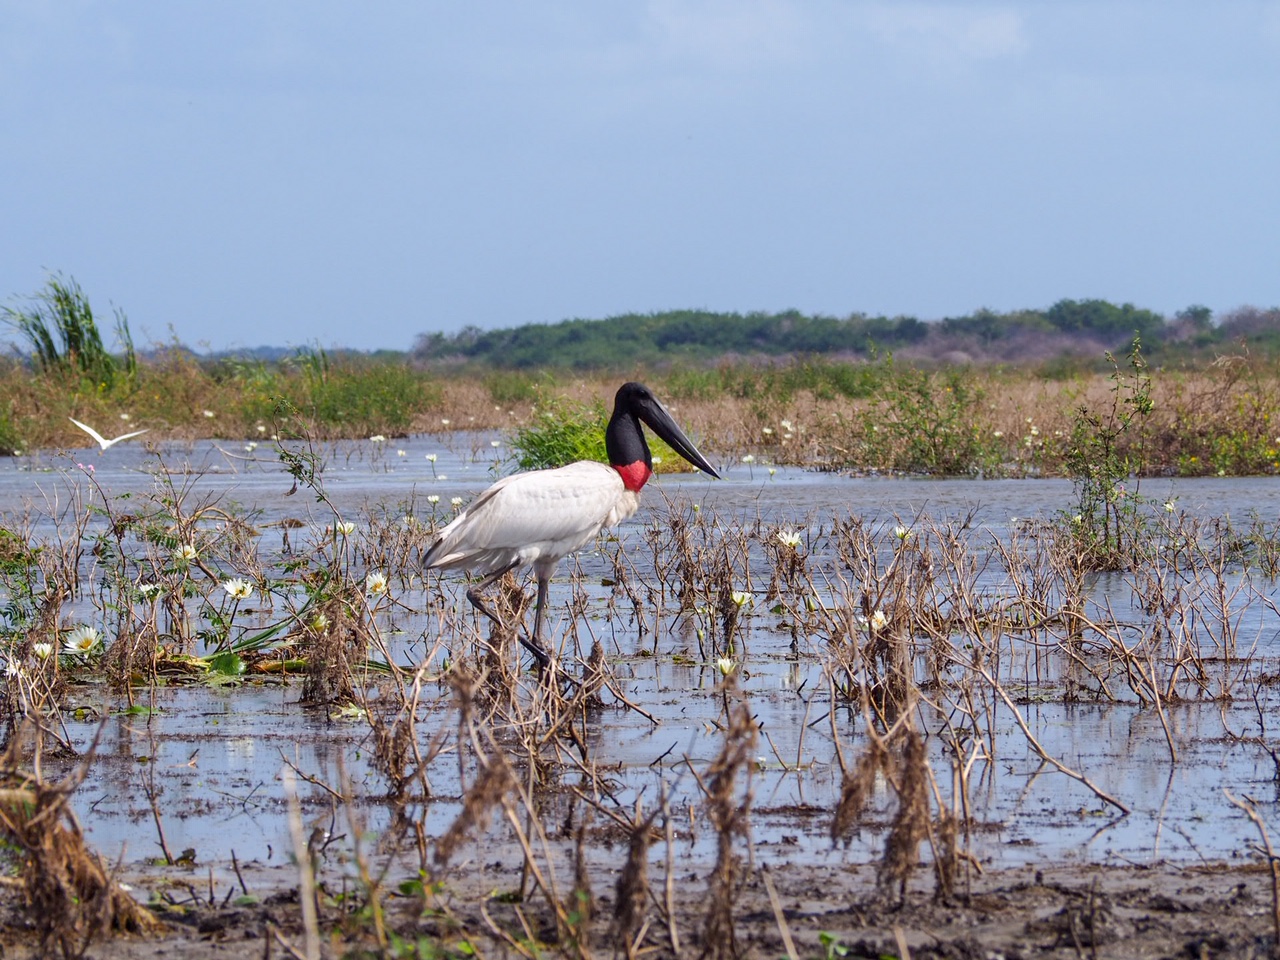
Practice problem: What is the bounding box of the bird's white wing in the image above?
[68,418,108,446]
[425,461,626,573]
[110,428,149,443]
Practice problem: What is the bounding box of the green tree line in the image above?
[412,300,1278,371]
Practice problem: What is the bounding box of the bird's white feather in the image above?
[425,461,638,576]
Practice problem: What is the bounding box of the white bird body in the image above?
[426,461,639,579]
[68,417,149,451]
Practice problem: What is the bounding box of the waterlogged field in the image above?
[4,435,1280,957]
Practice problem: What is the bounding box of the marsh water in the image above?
[5,435,1280,879]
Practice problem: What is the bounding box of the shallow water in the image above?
[5,437,1280,874]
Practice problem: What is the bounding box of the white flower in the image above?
[311,612,331,631]
[120,413,131,421]
[731,591,752,608]
[425,453,438,462]
[893,525,910,541]
[652,455,663,465]
[1164,500,1176,513]
[175,544,197,562]
[202,409,215,418]
[365,571,388,597]
[222,578,254,600]
[370,434,386,443]
[762,427,774,435]
[490,440,500,448]
[333,521,356,536]
[741,454,755,463]
[256,424,267,434]
[427,495,440,504]
[64,625,102,655]
[396,449,406,457]
[870,610,889,631]
[780,420,793,431]
[440,419,450,426]
[5,659,21,678]
[450,497,464,507]
[776,530,802,549]
[137,582,162,598]
[33,642,54,660]
[717,657,735,677]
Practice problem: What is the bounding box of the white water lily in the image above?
[137,582,162,598]
[311,612,331,631]
[450,497,464,508]
[222,578,254,600]
[64,625,102,655]
[365,571,389,597]
[175,544,197,562]
[776,530,802,549]
[870,610,889,631]
[731,591,752,608]
[33,642,54,660]
[717,657,736,677]
[893,525,911,541]
[427,494,440,504]
[333,521,356,536]
[370,434,386,443]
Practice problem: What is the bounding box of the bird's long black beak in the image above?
[637,396,721,479]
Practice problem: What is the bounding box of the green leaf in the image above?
[208,652,246,676]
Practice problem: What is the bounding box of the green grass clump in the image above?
[510,397,608,469]
[2,273,135,391]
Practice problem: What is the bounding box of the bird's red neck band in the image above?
[613,461,652,492]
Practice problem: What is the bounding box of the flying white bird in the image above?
[68,417,149,451]
[425,382,720,667]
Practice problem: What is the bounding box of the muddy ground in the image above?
[0,853,1275,959]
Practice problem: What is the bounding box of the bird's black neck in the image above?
[606,411,652,492]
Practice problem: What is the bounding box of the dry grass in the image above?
[0,727,162,959]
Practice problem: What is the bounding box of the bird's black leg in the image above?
[525,576,553,669]
[464,562,550,670]
[465,561,519,629]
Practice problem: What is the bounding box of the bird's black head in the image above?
[606,382,719,482]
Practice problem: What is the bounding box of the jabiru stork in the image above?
[424,382,720,667]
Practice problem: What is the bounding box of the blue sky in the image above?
[2,2,1277,352]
